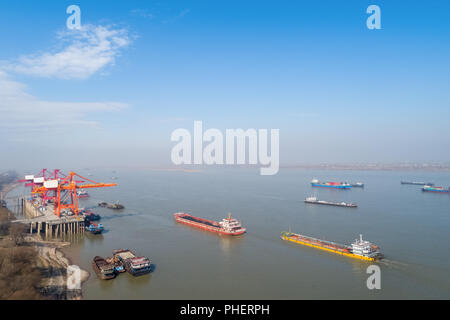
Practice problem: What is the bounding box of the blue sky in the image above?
[0,0,449,170]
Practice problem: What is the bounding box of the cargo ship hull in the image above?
[422,188,449,193]
[402,181,434,186]
[311,183,351,189]
[174,213,246,236]
[281,232,381,262]
[304,199,357,208]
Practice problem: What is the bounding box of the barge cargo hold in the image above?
[92,256,116,280]
[174,213,246,236]
[311,179,351,189]
[281,232,382,261]
[422,185,450,193]
[304,196,357,208]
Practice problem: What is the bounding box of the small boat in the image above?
[77,190,89,199]
[98,201,125,210]
[113,249,152,276]
[82,209,101,222]
[114,265,125,273]
[351,182,364,188]
[92,256,116,280]
[85,223,104,234]
[107,201,125,210]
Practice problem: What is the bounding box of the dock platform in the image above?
[13,197,85,237]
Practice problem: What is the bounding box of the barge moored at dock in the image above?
[174,213,246,236]
[304,196,357,208]
[281,232,382,261]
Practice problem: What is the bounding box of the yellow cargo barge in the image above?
[281,232,382,262]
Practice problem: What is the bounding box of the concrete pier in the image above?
[14,199,85,240]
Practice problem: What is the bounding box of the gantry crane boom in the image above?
[32,171,117,217]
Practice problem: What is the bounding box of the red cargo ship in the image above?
[174,213,246,236]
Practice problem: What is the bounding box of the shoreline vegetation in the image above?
[0,172,89,300]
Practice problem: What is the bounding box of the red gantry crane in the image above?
[33,171,117,217]
[19,169,85,205]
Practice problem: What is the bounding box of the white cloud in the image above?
[0,71,127,136]
[3,24,131,80]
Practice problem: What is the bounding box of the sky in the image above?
[0,0,449,171]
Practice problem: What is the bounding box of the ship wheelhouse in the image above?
[351,234,380,258]
[219,213,244,233]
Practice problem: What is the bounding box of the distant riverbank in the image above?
[281,163,450,172]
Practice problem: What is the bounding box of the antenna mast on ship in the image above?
[228,212,231,220]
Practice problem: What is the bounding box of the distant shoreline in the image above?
[280,164,450,172]
[58,163,450,173]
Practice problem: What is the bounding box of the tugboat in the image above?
[92,256,116,280]
[85,223,104,234]
[112,249,152,276]
[174,212,246,236]
[107,201,125,210]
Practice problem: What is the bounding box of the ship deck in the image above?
[180,215,219,228]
